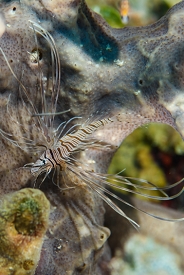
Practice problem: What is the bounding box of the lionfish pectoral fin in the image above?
[32,109,71,117]
[89,182,140,229]
[92,172,184,200]
[67,165,140,228]
[69,164,184,227]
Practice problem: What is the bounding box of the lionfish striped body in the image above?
[0,21,184,230]
[31,118,113,177]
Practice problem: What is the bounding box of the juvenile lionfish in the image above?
[0,21,184,230]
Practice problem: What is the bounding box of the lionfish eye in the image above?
[40,158,46,165]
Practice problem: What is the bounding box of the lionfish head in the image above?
[31,151,53,178]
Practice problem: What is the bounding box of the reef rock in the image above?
[0,0,184,274]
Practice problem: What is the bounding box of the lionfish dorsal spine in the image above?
[57,117,114,155]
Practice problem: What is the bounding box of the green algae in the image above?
[92,5,124,28]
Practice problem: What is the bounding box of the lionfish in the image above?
[0,21,184,230]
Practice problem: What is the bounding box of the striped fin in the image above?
[57,118,114,157]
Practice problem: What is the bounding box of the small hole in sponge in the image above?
[139,79,143,85]
[12,7,16,11]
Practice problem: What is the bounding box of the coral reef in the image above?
[106,198,184,275]
[0,0,184,274]
[0,188,50,275]
[111,234,183,275]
